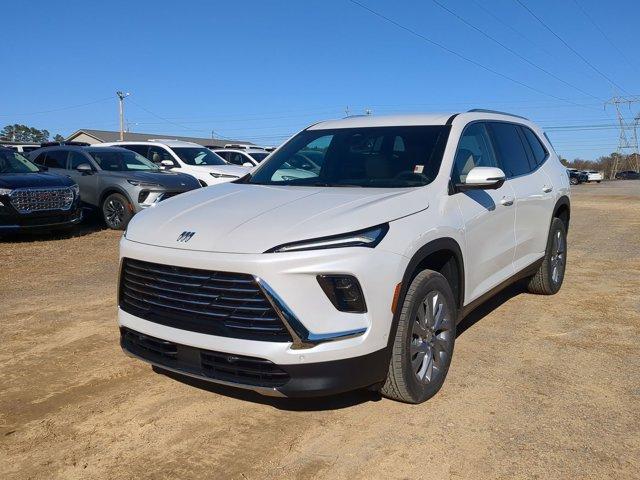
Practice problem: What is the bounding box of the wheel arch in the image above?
[553,195,571,232]
[386,237,465,353]
[99,186,134,208]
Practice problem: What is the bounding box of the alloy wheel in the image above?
[104,199,125,228]
[410,290,453,384]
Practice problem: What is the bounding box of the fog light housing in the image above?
[138,190,150,203]
[317,275,367,313]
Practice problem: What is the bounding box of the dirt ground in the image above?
[1,181,639,479]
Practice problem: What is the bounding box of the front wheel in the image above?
[570,177,579,185]
[102,193,133,230]
[527,217,567,295]
[381,270,456,403]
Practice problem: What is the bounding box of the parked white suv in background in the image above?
[118,110,570,403]
[99,140,250,186]
[214,147,271,167]
[586,170,603,183]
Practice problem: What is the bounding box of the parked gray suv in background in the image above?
[29,146,200,229]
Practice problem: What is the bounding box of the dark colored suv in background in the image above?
[0,147,82,233]
[29,146,201,229]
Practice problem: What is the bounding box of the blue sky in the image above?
[1,0,638,160]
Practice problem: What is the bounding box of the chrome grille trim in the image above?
[9,187,74,213]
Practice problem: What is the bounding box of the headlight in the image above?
[0,188,12,196]
[210,172,239,179]
[127,179,162,187]
[266,224,389,253]
[71,184,80,196]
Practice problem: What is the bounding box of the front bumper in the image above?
[119,236,405,366]
[121,327,388,397]
[0,207,83,231]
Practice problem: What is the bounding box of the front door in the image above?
[452,122,516,304]
[67,151,99,207]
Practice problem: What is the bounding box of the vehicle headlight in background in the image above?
[266,224,389,253]
[71,184,80,196]
[210,172,239,179]
[0,188,13,196]
[127,179,162,188]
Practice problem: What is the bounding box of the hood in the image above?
[104,170,200,190]
[0,172,74,190]
[126,182,429,253]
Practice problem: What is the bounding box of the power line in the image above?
[430,0,603,101]
[571,0,640,76]
[0,96,113,117]
[347,0,592,108]
[513,0,628,94]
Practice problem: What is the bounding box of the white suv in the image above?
[214,148,271,167]
[117,110,570,403]
[99,140,250,186]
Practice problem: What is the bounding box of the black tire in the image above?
[596,180,601,183]
[527,217,567,295]
[381,270,457,404]
[102,193,132,230]
[570,177,579,185]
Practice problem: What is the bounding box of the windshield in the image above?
[248,152,269,162]
[248,126,450,187]
[172,147,226,166]
[0,150,41,174]
[88,150,160,172]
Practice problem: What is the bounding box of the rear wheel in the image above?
[570,177,579,185]
[527,217,567,295]
[381,271,456,403]
[102,193,132,230]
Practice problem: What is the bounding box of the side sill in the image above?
[459,257,544,321]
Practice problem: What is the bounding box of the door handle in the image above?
[500,196,514,206]
[542,185,553,193]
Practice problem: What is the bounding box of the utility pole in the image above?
[116,91,130,141]
[344,106,350,117]
[605,95,640,178]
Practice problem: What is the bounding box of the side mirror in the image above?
[76,163,93,174]
[457,166,505,191]
[160,160,174,169]
[242,162,253,167]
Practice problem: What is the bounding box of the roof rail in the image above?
[40,141,91,147]
[468,109,529,120]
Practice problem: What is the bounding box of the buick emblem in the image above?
[177,231,196,243]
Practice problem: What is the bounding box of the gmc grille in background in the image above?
[119,258,292,342]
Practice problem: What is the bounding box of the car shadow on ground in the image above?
[0,209,106,243]
[154,282,527,411]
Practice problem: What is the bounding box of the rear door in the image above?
[452,122,517,303]
[488,122,555,272]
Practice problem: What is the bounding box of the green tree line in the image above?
[0,124,65,143]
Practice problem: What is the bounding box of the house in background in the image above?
[65,129,252,148]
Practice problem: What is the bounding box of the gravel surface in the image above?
[1,181,639,479]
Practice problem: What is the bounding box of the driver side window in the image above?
[452,123,498,183]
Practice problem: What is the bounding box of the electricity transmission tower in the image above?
[605,95,640,178]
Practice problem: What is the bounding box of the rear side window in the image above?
[521,127,548,166]
[121,144,150,157]
[488,123,532,177]
[43,150,68,169]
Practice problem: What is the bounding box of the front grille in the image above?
[9,187,74,213]
[119,258,291,342]
[121,328,290,388]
